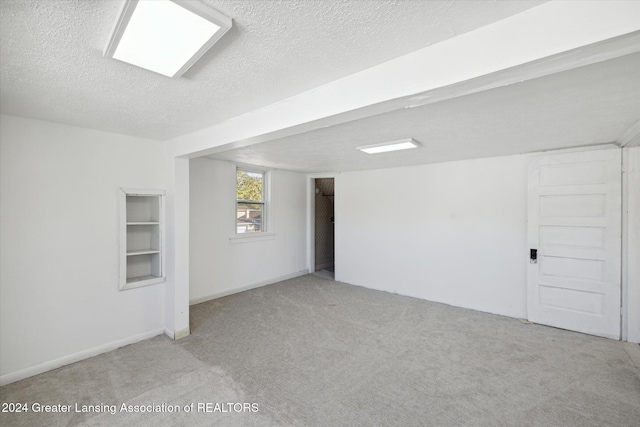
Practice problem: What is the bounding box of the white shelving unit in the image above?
[119,188,165,290]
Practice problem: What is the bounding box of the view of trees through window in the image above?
[236,169,264,233]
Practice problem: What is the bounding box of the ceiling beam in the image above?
[168,0,640,158]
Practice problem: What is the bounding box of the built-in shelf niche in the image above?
[119,188,165,290]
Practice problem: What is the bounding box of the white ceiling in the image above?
[208,53,640,172]
[0,0,546,140]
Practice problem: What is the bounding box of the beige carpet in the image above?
[1,274,639,426]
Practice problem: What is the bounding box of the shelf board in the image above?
[126,274,162,284]
[127,249,160,256]
[127,222,160,225]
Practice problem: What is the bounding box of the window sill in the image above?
[229,232,275,244]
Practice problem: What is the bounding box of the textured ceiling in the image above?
[208,53,640,172]
[0,0,546,140]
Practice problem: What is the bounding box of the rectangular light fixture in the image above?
[104,0,232,79]
[357,138,420,154]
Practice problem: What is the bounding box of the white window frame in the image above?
[234,167,273,240]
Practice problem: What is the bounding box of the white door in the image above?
[528,148,621,339]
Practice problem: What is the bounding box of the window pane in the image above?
[236,202,263,233]
[236,170,263,201]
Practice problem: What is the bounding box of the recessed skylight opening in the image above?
[357,138,420,154]
[104,0,232,79]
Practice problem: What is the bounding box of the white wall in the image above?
[0,115,166,384]
[162,156,190,340]
[189,158,307,303]
[336,154,528,318]
[624,145,640,343]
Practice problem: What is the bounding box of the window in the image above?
[236,168,266,233]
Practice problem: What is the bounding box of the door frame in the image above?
[622,144,640,343]
[307,173,340,276]
[526,143,622,339]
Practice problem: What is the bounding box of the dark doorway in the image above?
[314,178,334,273]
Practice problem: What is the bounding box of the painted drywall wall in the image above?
[625,146,640,343]
[189,158,307,303]
[336,154,528,318]
[0,115,166,384]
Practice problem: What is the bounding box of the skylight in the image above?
[357,138,420,154]
[104,0,232,79]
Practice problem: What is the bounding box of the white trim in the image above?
[528,143,620,156]
[307,178,314,274]
[229,232,275,244]
[174,327,191,340]
[119,188,166,291]
[163,327,190,341]
[167,157,191,339]
[235,167,270,234]
[189,270,308,305]
[307,173,339,276]
[623,146,640,343]
[120,188,166,196]
[622,148,629,341]
[0,328,165,386]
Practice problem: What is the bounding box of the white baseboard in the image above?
[0,328,165,386]
[174,327,190,340]
[163,327,190,340]
[189,270,309,306]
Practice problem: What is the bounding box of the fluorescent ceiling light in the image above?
[357,138,421,154]
[105,0,232,78]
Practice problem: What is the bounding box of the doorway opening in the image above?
[314,178,335,279]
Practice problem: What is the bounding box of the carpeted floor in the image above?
[1,274,639,426]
